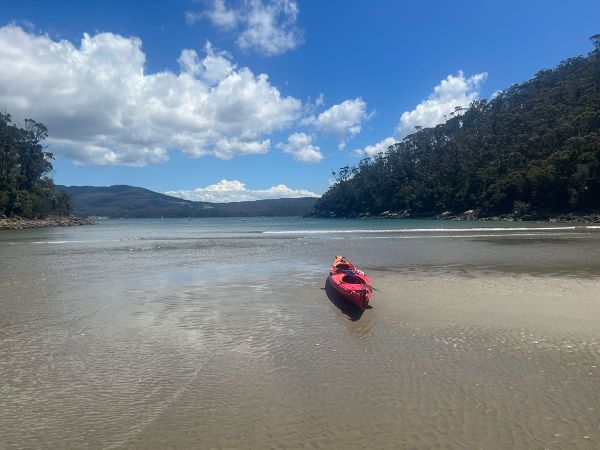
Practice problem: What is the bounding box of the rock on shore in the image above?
[356,209,600,223]
[0,215,94,230]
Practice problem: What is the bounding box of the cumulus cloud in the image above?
[0,25,302,165]
[353,136,397,158]
[197,0,304,56]
[396,71,487,136]
[177,42,236,83]
[277,132,323,163]
[306,97,369,150]
[186,0,238,29]
[209,0,239,29]
[165,179,318,202]
[238,0,303,55]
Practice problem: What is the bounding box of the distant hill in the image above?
[312,41,600,219]
[61,185,318,218]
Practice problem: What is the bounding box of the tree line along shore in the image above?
[1,112,73,224]
[311,36,600,220]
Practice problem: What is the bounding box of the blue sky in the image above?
[0,0,598,201]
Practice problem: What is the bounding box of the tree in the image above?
[591,34,600,52]
[311,41,600,218]
[0,112,72,218]
[18,119,53,190]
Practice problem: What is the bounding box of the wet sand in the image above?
[2,269,600,449]
[122,271,600,449]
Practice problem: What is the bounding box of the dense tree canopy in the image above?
[313,43,600,218]
[0,113,71,218]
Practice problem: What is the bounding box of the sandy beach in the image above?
[377,270,600,333]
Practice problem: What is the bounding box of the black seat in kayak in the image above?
[341,274,365,284]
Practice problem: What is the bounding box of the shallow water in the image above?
[1,218,600,448]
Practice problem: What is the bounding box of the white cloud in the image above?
[396,71,487,136]
[199,0,304,56]
[165,179,318,202]
[277,132,323,163]
[213,137,271,159]
[238,0,303,56]
[307,97,369,150]
[0,25,302,166]
[177,42,236,83]
[193,0,239,29]
[353,136,397,158]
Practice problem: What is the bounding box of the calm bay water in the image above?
[2,218,600,448]
[4,217,600,278]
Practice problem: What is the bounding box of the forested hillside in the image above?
[64,185,318,218]
[0,113,71,218]
[312,38,600,218]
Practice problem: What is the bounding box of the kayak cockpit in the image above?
[341,274,366,285]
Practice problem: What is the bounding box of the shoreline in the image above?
[313,210,600,223]
[0,215,94,230]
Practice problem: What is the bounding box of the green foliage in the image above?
[0,112,72,218]
[313,46,600,218]
[591,34,600,52]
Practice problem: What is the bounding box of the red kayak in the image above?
[329,256,373,310]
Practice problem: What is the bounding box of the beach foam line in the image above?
[30,240,99,244]
[262,226,579,234]
[329,232,587,240]
[29,238,159,244]
[333,232,586,239]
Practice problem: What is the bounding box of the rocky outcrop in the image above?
[549,213,600,224]
[359,209,600,223]
[0,215,94,230]
[360,210,411,219]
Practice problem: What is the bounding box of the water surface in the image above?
[1,218,600,448]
